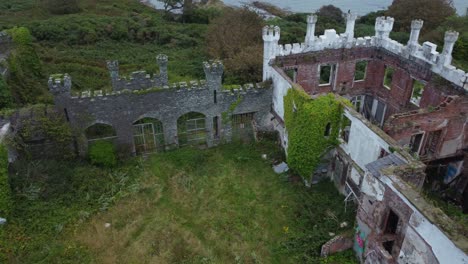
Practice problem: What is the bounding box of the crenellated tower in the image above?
[305,14,318,47]
[437,31,459,67]
[407,19,424,55]
[156,54,168,86]
[106,60,119,88]
[375,16,394,46]
[262,25,280,81]
[203,60,224,91]
[48,73,72,100]
[345,12,357,44]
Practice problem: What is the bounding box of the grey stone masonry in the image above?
[51,58,273,155]
[106,53,169,92]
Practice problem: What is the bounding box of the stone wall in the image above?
[50,61,273,155]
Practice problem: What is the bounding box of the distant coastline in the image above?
[144,0,467,16]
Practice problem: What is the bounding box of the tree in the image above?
[206,8,264,84]
[315,5,345,35]
[162,0,193,17]
[317,5,344,24]
[387,0,456,33]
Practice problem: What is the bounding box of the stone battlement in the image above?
[70,81,269,100]
[263,15,468,91]
[107,54,169,92]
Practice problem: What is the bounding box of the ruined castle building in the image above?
[50,59,273,156]
[266,14,468,264]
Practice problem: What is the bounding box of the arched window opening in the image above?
[133,117,165,154]
[177,112,206,146]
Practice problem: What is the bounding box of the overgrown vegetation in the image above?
[88,141,117,168]
[284,89,344,180]
[1,142,356,263]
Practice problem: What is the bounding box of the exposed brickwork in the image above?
[275,46,467,162]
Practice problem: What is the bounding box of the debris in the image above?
[273,162,289,174]
[261,154,268,160]
[328,232,335,237]
[0,218,6,225]
[104,223,111,228]
[340,222,348,228]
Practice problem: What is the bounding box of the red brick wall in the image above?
[275,47,467,160]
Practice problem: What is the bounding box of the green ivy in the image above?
[284,89,343,179]
[0,144,12,217]
[6,27,46,105]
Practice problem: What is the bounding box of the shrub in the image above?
[89,141,117,168]
[41,0,81,15]
[0,144,12,217]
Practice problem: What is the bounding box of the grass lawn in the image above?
[3,142,356,263]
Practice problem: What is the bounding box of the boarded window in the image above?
[374,100,386,126]
[410,80,425,106]
[354,61,367,81]
[383,66,394,89]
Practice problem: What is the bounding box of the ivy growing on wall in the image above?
[6,27,48,105]
[284,88,344,180]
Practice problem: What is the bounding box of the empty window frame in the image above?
[285,68,298,83]
[409,133,424,155]
[319,64,336,86]
[383,66,394,89]
[341,115,352,143]
[324,122,332,137]
[410,79,425,106]
[351,95,364,113]
[354,61,368,82]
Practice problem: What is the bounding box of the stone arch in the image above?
[177,112,207,146]
[85,122,117,147]
[132,117,165,154]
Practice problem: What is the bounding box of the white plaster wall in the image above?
[340,110,391,169]
[361,172,385,201]
[350,167,361,185]
[271,69,292,120]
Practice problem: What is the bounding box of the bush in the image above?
[89,141,117,167]
[41,0,81,15]
[0,144,12,217]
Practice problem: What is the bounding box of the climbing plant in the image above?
[6,27,47,105]
[284,89,344,180]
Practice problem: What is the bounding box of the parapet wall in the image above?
[49,60,273,155]
[263,14,468,91]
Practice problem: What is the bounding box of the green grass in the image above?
[2,142,357,263]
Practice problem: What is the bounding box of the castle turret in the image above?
[375,16,394,39]
[438,31,459,67]
[262,25,280,81]
[156,54,168,86]
[305,15,318,47]
[106,60,119,90]
[407,20,423,54]
[345,12,357,43]
[48,74,71,96]
[203,61,223,91]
